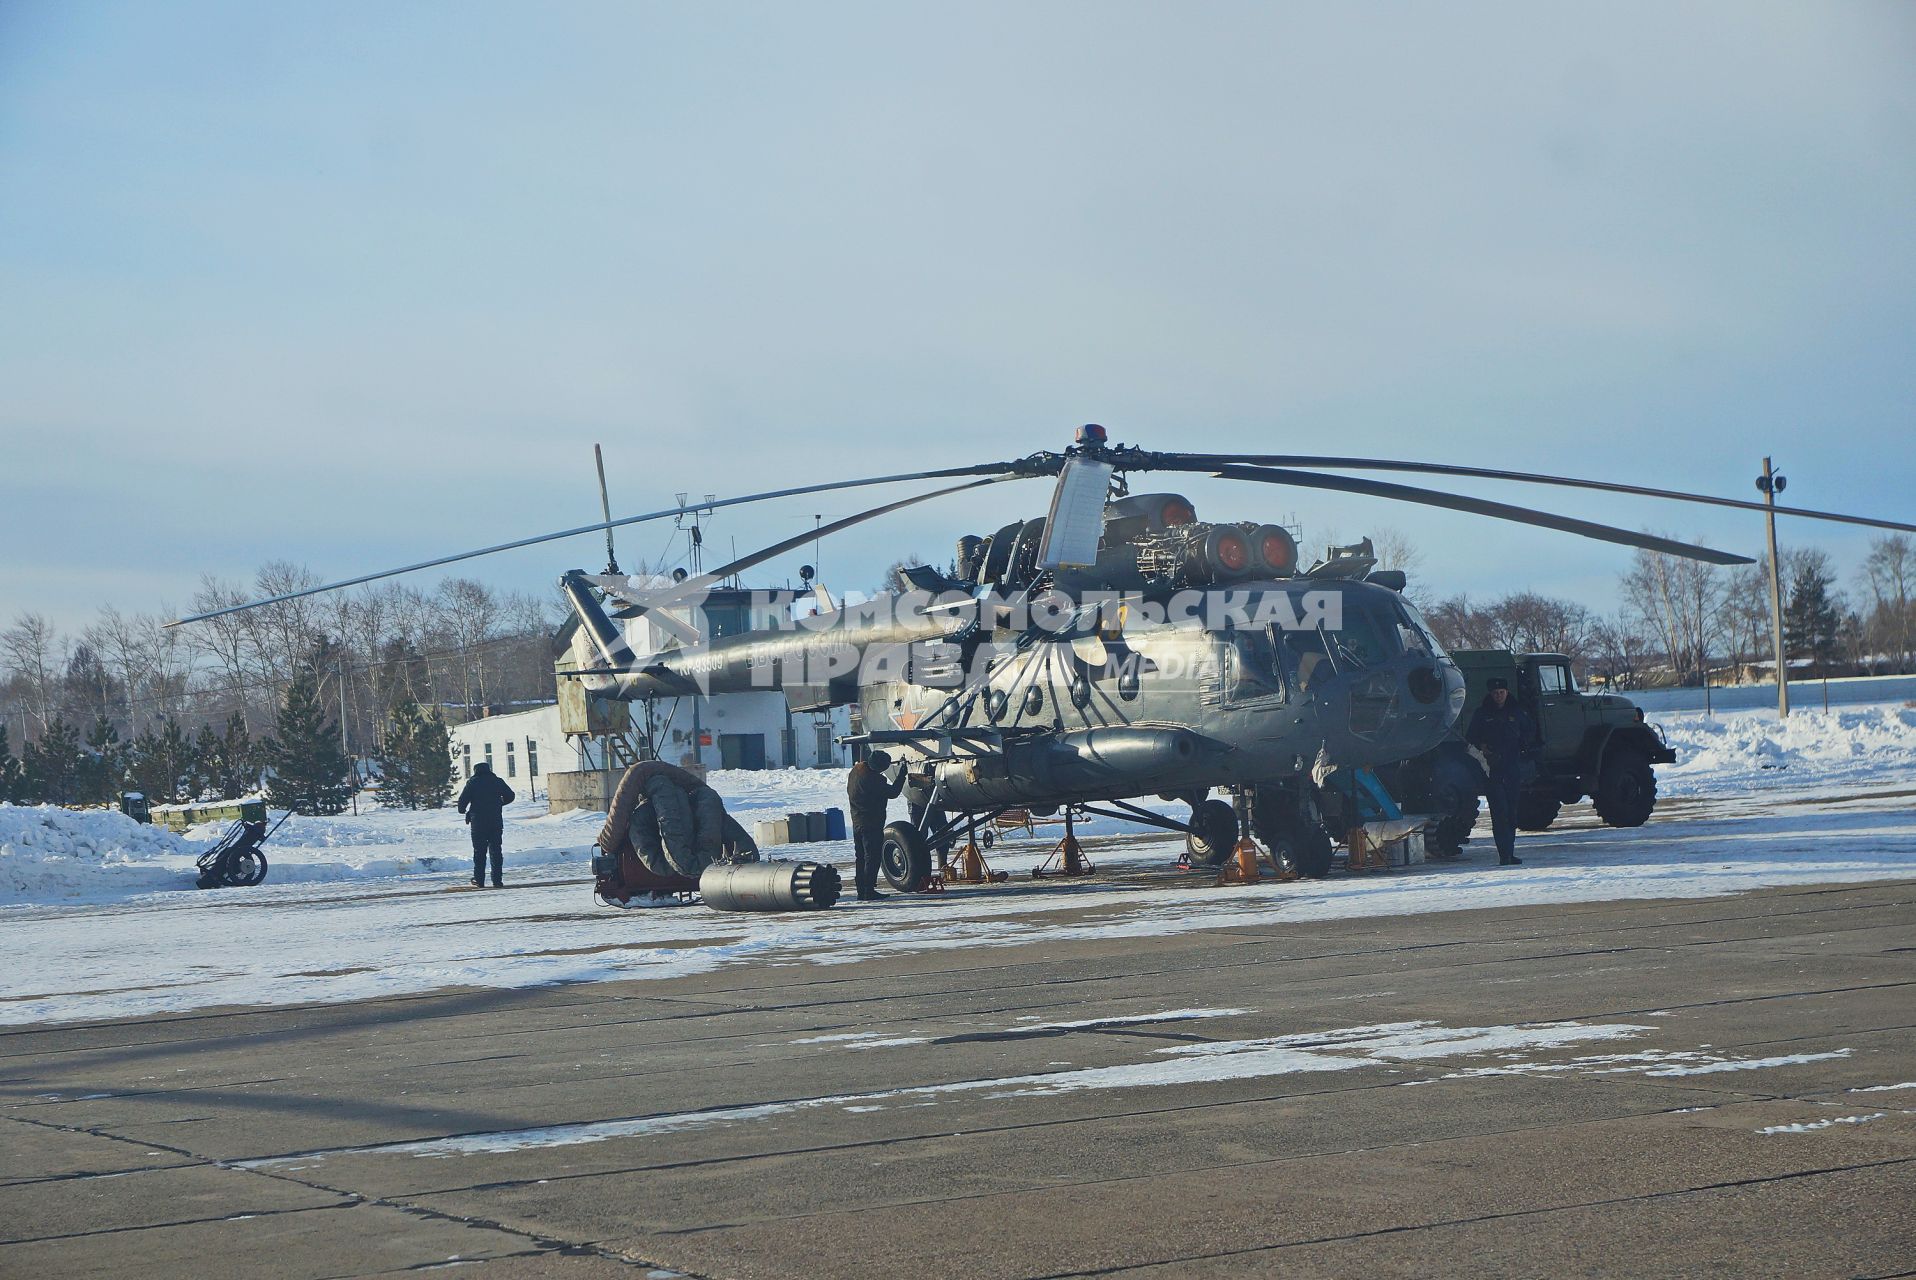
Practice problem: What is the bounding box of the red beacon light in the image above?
[1075,423,1108,446]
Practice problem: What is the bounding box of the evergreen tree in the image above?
[81,716,125,805]
[1784,560,1842,675]
[191,722,222,800]
[0,724,21,804]
[153,717,194,804]
[24,718,83,805]
[125,726,168,806]
[265,671,352,815]
[374,695,454,809]
[210,711,259,798]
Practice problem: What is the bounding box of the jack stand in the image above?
[939,820,1009,886]
[1033,810,1095,879]
[1345,826,1389,872]
[1216,837,1297,887]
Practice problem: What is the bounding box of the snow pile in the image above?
[204,814,404,848]
[0,805,214,901]
[1657,703,1916,796]
[0,796,607,905]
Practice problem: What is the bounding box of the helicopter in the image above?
[175,425,1915,891]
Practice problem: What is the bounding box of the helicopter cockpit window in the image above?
[1330,596,1400,668]
[1282,625,1329,689]
[1224,629,1286,702]
[1395,600,1448,658]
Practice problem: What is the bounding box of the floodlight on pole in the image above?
[1757,458,1789,719]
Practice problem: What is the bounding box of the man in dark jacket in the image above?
[1466,678,1538,867]
[847,750,908,901]
[457,761,517,887]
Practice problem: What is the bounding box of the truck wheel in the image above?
[1184,798,1240,867]
[1514,793,1561,831]
[1248,786,1334,879]
[881,822,932,892]
[1594,749,1657,827]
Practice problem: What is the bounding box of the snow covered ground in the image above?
[2,701,1911,1028]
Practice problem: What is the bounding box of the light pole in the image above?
[1757,458,1789,718]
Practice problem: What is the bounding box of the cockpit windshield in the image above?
[1279,588,1403,679]
[1393,599,1448,659]
[1333,595,1401,668]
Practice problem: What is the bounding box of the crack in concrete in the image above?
[1030,1156,1916,1277]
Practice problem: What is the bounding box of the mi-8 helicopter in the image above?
[176,426,1913,890]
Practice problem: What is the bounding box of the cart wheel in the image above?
[224,849,269,887]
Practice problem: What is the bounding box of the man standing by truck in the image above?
[847,749,908,900]
[1467,677,1538,867]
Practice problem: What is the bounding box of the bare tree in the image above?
[1,614,67,735]
[1860,534,1915,673]
[1424,595,1498,652]
[1484,592,1595,665]
[436,578,500,710]
[186,577,266,730]
[85,608,149,734]
[1718,562,1773,684]
[1620,543,1725,687]
[1588,612,1656,690]
[243,561,327,688]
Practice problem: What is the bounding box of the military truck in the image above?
[1383,650,1675,854]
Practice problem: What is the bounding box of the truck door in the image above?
[1529,659,1581,766]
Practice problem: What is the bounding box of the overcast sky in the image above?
[2,1,1912,634]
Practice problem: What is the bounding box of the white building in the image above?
[447,584,853,797]
[448,693,850,793]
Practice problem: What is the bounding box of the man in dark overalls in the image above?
[846,749,907,901]
[1466,677,1538,867]
[457,761,517,887]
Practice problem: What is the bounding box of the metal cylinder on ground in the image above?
[699,860,843,912]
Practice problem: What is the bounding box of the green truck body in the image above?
[1382,650,1675,849]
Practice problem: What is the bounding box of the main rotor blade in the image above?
[165,461,1034,627]
[1159,454,1916,535]
[1205,465,1754,565]
[610,475,1026,617]
[699,476,1019,587]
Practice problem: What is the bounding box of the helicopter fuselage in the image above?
[571,574,1466,817]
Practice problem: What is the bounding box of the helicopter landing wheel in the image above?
[1184,798,1239,868]
[881,822,932,893]
[1249,784,1334,878]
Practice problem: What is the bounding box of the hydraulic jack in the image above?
[940,817,1009,885]
[1033,808,1095,879]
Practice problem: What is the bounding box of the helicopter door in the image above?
[1531,659,1580,766]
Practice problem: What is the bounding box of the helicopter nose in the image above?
[1407,661,1444,704]
[1316,657,1463,768]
